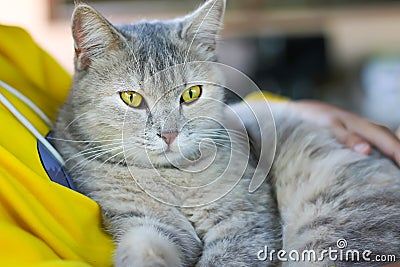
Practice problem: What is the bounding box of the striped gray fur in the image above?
[53,0,400,266]
[266,102,400,266]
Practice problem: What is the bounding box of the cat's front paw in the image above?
[114,226,182,267]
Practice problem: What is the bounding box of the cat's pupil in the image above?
[130,94,133,103]
[189,89,193,98]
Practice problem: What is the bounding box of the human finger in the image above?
[330,121,371,155]
[346,121,400,166]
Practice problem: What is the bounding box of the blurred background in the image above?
[1,0,400,129]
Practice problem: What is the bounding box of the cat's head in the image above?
[66,0,227,167]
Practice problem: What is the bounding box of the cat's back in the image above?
[270,103,400,265]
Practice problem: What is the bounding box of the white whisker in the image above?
[67,146,124,173]
[63,111,90,130]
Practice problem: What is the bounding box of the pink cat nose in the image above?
[161,131,178,145]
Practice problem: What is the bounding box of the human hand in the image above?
[288,100,400,166]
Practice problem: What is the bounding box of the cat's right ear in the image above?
[72,3,125,70]
[182,0,226,53]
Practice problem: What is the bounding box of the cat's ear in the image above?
[182,0,226,52]
[72,3,125,70]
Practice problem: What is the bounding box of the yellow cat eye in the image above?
[120,91,143,108]
[181,85,202,104]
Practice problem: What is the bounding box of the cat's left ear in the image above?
[182,0,226,52]
[72,3,126,70]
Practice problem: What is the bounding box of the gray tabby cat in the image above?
[53,0,400,266]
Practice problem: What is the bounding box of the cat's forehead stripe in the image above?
[117,21,186,73]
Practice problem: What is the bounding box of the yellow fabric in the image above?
[0,25,114,267]
[245,90,289,103]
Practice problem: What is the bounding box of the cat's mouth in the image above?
[149,144,179,157]
[159,147,173,155]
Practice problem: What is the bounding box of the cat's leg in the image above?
[103,208,202,267]
[115,222,183,267]
[187,182,281,267]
